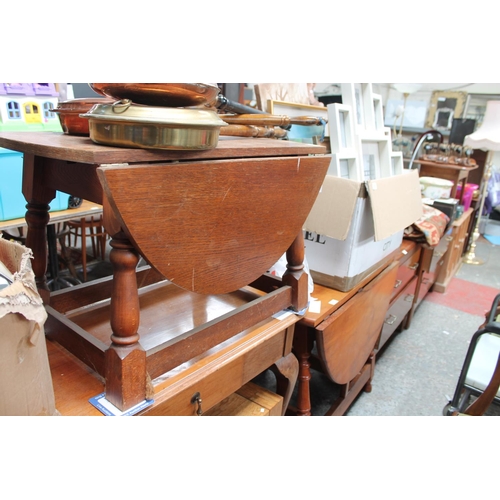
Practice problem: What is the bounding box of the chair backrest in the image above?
[454,293,500,415]
[456,352,500,416]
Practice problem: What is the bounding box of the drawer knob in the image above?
[191,392,203,416]
[394,279,402,289]
[405,294,415,302]
[409,263,419,270]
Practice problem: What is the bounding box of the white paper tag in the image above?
[272,310,295,321]
[308,300,321,314]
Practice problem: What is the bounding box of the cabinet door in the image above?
[435,209,472,292]
[315,261,398,385]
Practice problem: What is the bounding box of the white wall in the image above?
[248,83,500,107]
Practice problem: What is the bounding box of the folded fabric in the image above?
[404,204,450,246]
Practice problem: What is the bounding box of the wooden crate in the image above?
[203,382,283,416]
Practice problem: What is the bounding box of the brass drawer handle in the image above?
[409,263,419,270]
[385,314,398,325]
[191,392,203,416]
[405,294,415,302]
[394,279,402,289]
[446,236,453,241]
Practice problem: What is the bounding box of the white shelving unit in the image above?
[327,83,403,181]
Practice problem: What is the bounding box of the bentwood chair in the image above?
[444,293,500,416]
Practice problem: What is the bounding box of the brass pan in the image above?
[81,100,227,150]
[89,83,220,108]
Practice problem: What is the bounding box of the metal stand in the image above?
[463,154,492,266]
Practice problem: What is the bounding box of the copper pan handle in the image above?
[215,95,267,115]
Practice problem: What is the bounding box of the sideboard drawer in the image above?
[378,275,418,350]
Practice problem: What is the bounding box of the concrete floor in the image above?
[346,235,500,416]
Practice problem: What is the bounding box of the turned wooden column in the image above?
[105,233,147,411]
[282,232,308,312]
[292,323,314,416]
[21,153,58,303]
[24,201,50,298]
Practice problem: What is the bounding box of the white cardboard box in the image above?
[303,169,423,291]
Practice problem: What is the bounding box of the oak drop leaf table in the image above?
[0,132,329,414]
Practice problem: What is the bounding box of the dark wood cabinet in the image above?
[378,239,421,351]
[404,234,450,329]
[434,208,473,293]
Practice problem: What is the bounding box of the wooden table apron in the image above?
[0,132,328,413]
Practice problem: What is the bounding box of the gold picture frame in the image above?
[425,90,467,130]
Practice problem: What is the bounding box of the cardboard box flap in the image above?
[367,169,423,241]
[304,176,364,240]
[0,237,47,327]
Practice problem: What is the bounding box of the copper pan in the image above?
[51,97,115,135]
[89,83,220,107]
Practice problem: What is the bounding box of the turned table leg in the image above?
[363,352,376,393]
[282,232,308,312]
[25,201,50,300]
[105,234,147,411]
[291,323,314,416]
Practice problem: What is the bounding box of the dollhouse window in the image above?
[7,101,21,119]
[43,101,55,119]
[25,103,39,114]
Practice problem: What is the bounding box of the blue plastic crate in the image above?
[0,147,72,221]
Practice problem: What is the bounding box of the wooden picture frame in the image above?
[425,90,467,130]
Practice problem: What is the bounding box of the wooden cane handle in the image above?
[219,114,326,127]
[220,124,288,138]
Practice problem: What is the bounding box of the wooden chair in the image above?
[65,215,108,281]
[453,352,500,416]
[444,293,500,416]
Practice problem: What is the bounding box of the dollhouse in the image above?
[0,83,62,132]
